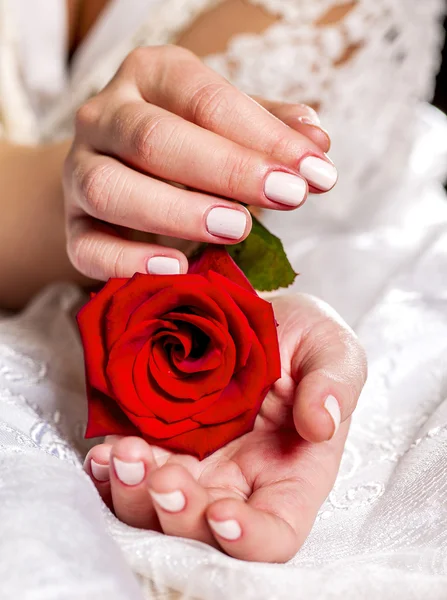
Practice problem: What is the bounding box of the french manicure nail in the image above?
[113,457,145,486]
[299,156,338,191]
[149,489,186,513]
[91,459,109,482]
[151,445,171,467]
[324,395,341,437]
[208,518,242,541]
[298,115,321,126]
[206,207,247,240]
[147,256,181,275]
[264,172,307,207]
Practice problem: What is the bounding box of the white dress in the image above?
[1,1,447,599]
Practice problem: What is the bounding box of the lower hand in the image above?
[85,293,366,562]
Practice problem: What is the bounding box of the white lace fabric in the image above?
[0,1,447,598]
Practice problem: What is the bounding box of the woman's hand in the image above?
[84,293,366,562]
[64,45,337,281]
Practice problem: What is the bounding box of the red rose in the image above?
[77,246,280,459]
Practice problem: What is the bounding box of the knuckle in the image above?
[119,45,197,85]
[221,153,254,198]
[162,196,185,230]
[123,45,196,73]
[79,162,117,215]
[122,46,152,72]
[160,44,196,63]
[67,232,93,276]
[269,133,297,158]
[132,113,174,165]
[110,244,128,278]
[68,231,127,280]
[187,82,230,128]
[74,100,100,133]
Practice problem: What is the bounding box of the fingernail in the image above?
[151,445,171,467]
[91,459,109,482]
[147,256,181,275]
[149,489,186,513]
[206,207,247,240]
[208,518,242,541]
[113,457,145,486]
[324,395,341,437]
[298,115,321,126]
[299,156,338,191]
[264,172,307,207]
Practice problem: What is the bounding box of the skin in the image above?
[63,44,335,281]
[86,293,367,562]
[0,0,367,560]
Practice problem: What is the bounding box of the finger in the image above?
[267,105,331,153]
[253,98,331,153]
[291,301,368,443]
[123,46,337,193]
[148,464,217,545]
[70,151,252,246]
[109,436,159,530]
[80,100,310,209]
[67,214,191,280]
[84,442,113,508]
[207,423,349,562]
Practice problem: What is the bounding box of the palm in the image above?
[151,295,338,506]
[88,294,364,562]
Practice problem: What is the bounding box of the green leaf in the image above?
[227,215,297,291]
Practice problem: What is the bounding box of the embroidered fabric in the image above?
[0,107,446,599]
[0,1,447,598]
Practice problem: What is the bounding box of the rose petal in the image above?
[171,346,222,373]
[106,325,162,417]
[189,245,255,294]
[196,285,253,372]
[107,324,230,422]
[125,283,229,334]
[148,346,231,401]
[163,312,230,373]
[84,385,140,438]
[152,411,256,459]
[148,325,236,401]
[105,275,221,348]
[129,413,201,439]
[77,278,128,395]
[134,342,234,421]
[208,271,281,385]
[154,328,193,360]
[194,335,268,425]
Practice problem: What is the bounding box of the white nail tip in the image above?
[149,489,186,513]
[147,256,181,275]
[150,445,171,467]
[298,115,321,126]
[299,156,338,191]
[206,207,247,240]
[324,395,341,436]
[91,460,110,482]
[208,518,242,541]
[264,172,307,207]
[113,458,145,486]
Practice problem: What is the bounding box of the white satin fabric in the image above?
[1,0,447,598]
[1,106,446,599]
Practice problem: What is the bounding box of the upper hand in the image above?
[63,45,337,282]
[85,293,366,562]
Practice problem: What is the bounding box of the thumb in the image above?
[291,309,367,443]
